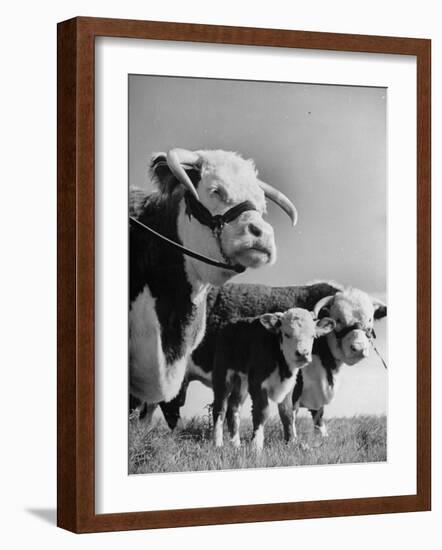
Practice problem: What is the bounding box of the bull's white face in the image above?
[326,289,385,365]
[260,308,336,369]
[179,151,276,285]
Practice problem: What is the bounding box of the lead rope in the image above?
[129,216,245,273]
[371,340,388,370]
[335,322,388,370]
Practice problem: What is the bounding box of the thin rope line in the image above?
[371,340,388,369]
[129,216,243,273]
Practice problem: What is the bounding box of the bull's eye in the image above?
[210,187,228,202]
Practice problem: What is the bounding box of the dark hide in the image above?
[374,304,387,320]
[193,282,341,376]
[160,282,341,428]
[214,318,293,384]
[129,160,204,370]
[311,336,338,388]
[212,318,293,444]
[130,190,197,364]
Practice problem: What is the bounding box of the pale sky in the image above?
[129,75,387,418]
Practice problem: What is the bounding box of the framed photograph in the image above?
[57,17,431,533]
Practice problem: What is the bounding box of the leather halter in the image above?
[184,192,256,233]
[334,322,387,370]
[130,192,258,273]
[334,322,375,340]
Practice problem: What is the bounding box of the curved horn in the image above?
[166,148,201,201]
[313,295,335,319]
[258,180,298,226]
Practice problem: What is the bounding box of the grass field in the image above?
[129,412,387,475]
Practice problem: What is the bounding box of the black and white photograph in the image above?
[1,0,436,543]
[128,74,387,475]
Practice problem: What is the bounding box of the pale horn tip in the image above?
[258,179,298,227]
[166,148,200,202]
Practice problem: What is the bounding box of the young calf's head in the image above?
[313,288,387,365]
[260,308,336,368]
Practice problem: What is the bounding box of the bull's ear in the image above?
[373,298,387,320]
[260,313,283,333]
[315,317,336,337]
[129,187,148,218]
[149,153,201,194]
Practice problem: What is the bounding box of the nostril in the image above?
[351,344,365,354]
[248,222,262,238]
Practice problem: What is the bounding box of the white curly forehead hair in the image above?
[275,308,317,337]
[197,150,267,210]
[332,288,376,323]
[282,308,314,324]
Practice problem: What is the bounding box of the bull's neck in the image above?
[131,192,211,299]
[130,192,212,364]
[177,202,235,288]
[313,335,343,388]
[325,332,346,369]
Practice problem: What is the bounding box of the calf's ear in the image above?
[373,298,387,320]
[260,313,283,333]
[315,317,336,337]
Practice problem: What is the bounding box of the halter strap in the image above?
[129,216,246,273]
[184,193,257,231]
[334,322,374,340]
[129,192,258,274]
[334,322,387,369]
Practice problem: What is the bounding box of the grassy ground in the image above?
[129,412,387,474]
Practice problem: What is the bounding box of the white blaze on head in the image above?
[198,151,267,210]
[149,149,297,285]
[192,150,276,274]
[259,308,335,369]
[320,288,387,365]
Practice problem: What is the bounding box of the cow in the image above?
[159,283,386,437]
[159,281,342,429]
[129,148,297,422]
[212,308,336,451]
[278,287,387,441]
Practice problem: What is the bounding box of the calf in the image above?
[212,308,335,451]
[278,288,387,441]
[129,148,296,416]
[159,281,341,429]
